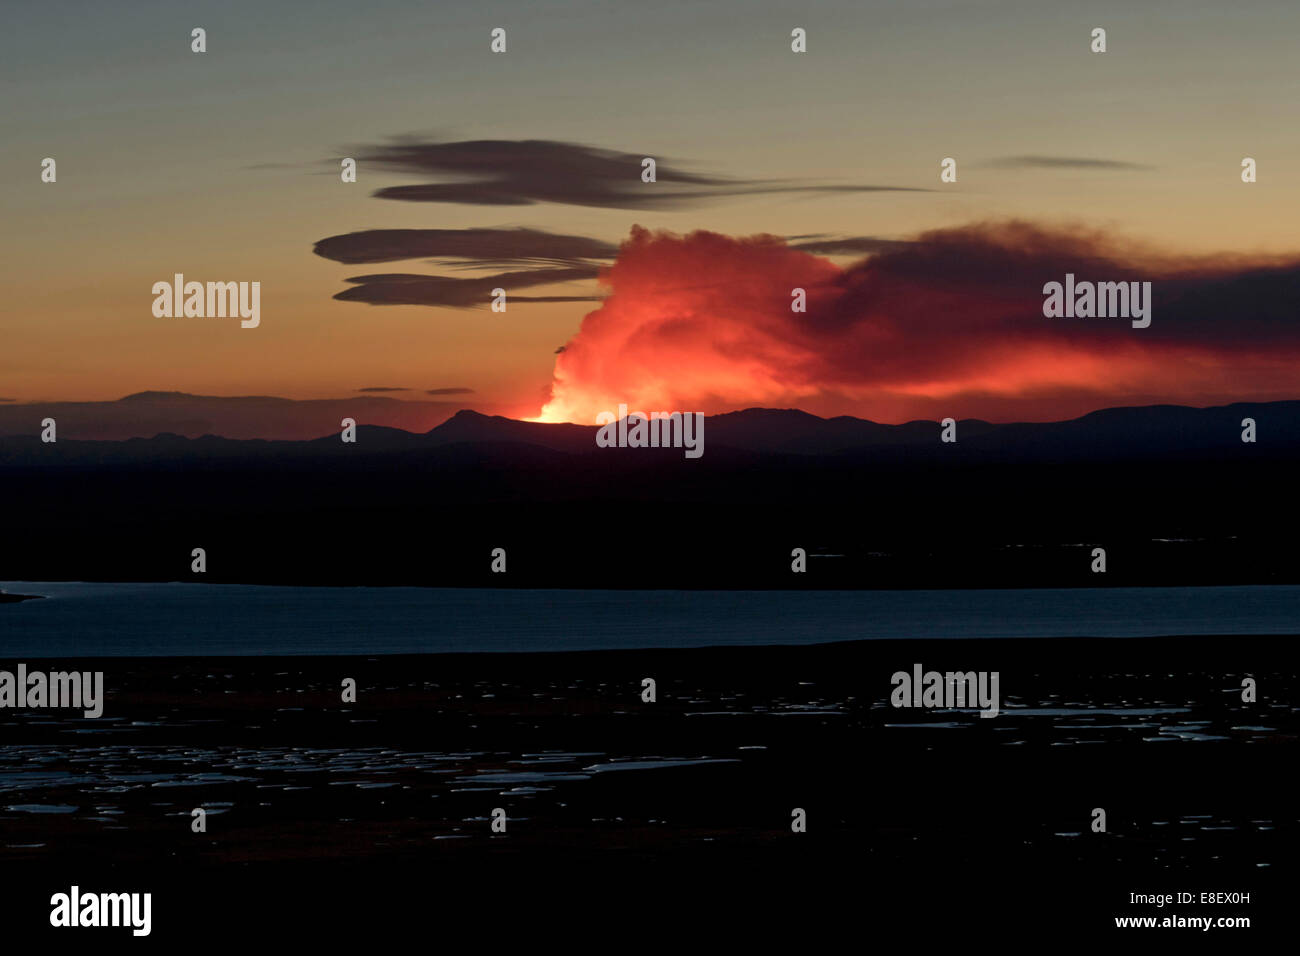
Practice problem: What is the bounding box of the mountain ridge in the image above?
[2,400,1298,463]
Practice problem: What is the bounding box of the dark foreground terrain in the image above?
[4,401,1300,591]
[0,635,1293,942]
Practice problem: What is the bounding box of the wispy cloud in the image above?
[335,266,602,308]
[790,236,912,255]
[981,156,1155,171]
[349,137,929,209]
[315,227,618,266]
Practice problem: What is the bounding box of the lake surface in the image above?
[1,582,1297,656]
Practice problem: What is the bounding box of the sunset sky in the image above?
[3,0,1299,429]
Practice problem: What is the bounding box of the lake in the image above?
[1,581,1297,656]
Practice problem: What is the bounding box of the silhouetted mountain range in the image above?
[426,402,1300,459]
[2,400,1298,462]
[2,400,1297,589]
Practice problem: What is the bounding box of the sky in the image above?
[3,0,1298,428]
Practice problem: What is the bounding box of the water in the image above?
[1,581,1297,656]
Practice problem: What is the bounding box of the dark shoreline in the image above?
[0,592,41,603]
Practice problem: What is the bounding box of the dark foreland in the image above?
[0,592,41,603]
[2,400,1298,589]
[4,636,1294,942]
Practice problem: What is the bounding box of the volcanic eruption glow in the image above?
[533,223,1300,424]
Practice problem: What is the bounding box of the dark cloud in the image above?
[426,387,475,395]
[314,228,619,266]
[335,266,602,308]
[354,137,929,209]
[824,222,1300,351]
[357,387,409,393]
[981,156,1155,171]
[0,398,15,403]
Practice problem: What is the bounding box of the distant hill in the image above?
[0,391,497,441]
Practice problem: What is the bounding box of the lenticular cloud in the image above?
[534,223,1300,424]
